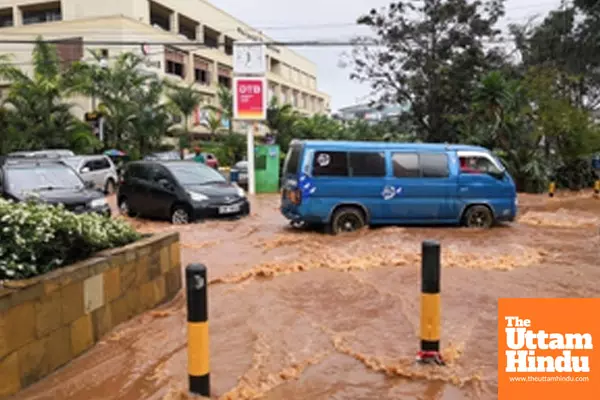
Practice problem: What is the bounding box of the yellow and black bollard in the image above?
[417,240,444,365]
[548,181,556,198]
[594,180,600,198]
[186,264,210,396]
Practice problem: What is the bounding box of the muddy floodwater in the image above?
[12,192,600,400]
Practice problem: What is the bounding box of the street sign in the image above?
[233,77,267,120]
[233,42,266,75]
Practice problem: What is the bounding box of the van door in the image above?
[387,152,455,221]
[346,151,388,221]
[456,152,514,219]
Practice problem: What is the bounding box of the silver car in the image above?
[62,155,119,194]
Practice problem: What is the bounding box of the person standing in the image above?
[193,146,205,164]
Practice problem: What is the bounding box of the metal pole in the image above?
[98,116,105,144]
[417,240,444,365]
[247,121,256,195]
[186,264,210,396]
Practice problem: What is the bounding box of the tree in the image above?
[70,52,174,155]
[351,0,506,142]
[0,37,96,153]
[204,84,233,134]
[206,111,223,137]
[167,82,204,134]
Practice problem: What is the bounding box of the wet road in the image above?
[13,192,600,400]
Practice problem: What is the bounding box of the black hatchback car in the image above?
[0,157,111,216]
[117,160,250,224]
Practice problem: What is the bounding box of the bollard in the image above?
[594,180,599,198]
[186,264,210,396]
[548,181,556,198]
[417,240,444,365]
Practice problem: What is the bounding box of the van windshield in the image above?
[283,144,302,176]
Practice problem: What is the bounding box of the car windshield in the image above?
[167,163,226,185]
[6,165,84,193]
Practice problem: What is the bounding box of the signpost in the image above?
[233,41,266,195]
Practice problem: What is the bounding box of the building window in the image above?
[165,47,187,79]
[224,36,234,55]
[149,1,171,31]
[270,58,281,74]
[178,14,198,40]
[0,8,13,27]
[203,26,220,48]
[166,60,184,78]
[218,76,231,88]
[21,2,61,25]
[195,69,208,84]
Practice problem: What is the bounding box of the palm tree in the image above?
[166,82,203,134]
[206,111,222,138]
[0,37,93,151]
[204,84,233,134]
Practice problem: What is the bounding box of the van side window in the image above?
[312,151,348,176]
[459,156,498,174]
[392,153,419,177]
[348,152,386,177]
[421,153,449,178]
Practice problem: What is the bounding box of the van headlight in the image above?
[89,198,107,208]
[188,191,208,202]
[236,186,246,198]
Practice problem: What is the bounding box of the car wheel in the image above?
[330,206,366,235]
[105,179,116,195]
[171,205,191,225]
[463,205,494,228]
[118,197,135,217]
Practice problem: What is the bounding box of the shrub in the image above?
[0,199,141,281]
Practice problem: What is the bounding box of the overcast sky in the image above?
[209,0,562,111]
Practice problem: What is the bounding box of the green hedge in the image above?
[0,199,141,281]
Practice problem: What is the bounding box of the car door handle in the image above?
[459,186,469,192]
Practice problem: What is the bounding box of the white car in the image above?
[62,155,119,194]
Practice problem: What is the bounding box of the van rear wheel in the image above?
[330,207,366,235]
[463,205,494,228]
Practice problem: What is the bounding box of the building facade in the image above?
[0,0,330,134]
[333,102,410,124]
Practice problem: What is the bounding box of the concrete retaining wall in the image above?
[0,232,182,398]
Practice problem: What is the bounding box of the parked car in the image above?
[232,160,248,188]
[8,149,75,158]
[0,157,111,216]
[62,155,119,194]
[117,160,249,224]
[280,140,517,234]
[144,151,181,161]
[184,152,220,169]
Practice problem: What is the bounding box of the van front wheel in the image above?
[331,207,366,235]
[463,205,494,228]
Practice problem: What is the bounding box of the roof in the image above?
[2,158,69,168]
[295,140,489,152]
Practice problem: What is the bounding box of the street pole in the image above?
[247,122,255,195]
[99,116,105,144]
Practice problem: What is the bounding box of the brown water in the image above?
[13,192,600,400]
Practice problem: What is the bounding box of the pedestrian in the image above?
[193,146,205,164]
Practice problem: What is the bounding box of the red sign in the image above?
[233,77,267,121]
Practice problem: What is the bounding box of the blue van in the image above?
[280,140,517,234]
